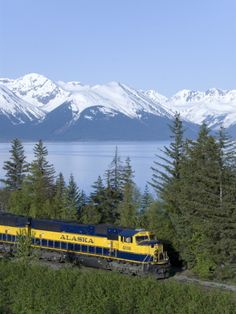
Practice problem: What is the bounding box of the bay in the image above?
[0,141,168,194]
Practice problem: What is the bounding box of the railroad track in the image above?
[173,274,236,292]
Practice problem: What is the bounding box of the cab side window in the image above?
[125,237,132,243]
[120,236,133,243]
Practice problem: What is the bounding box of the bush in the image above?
[0,260,235,314]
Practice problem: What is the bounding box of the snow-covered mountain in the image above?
[163,88,236,129]
[0,73,235,140]
[0,73,69,112]
[0,84,44,124]
[61,81,174,122]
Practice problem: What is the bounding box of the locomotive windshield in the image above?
[136,236,148,243]
[136,234,156,243]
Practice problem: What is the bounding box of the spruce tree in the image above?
[8,182,32,216]
[27,140,56,218]
[105,147,123,191]
[80,204,101,224]
[102,148,124,223]
[149,113,185,260]
[52,172,67,219]
[1,138,28,190]
[140,185,153,214]
[149,113,185,219]
[77,190,87,219]
[178,124,225,275]
[144,201,180,265]
[150,113,184,194]
[215,127,236,277]
[29,140,55,196]
[117,157,137,228]
[89,176,106,223]
[63,174,80,220]
[149,119,236,279]
[138,185,154,227]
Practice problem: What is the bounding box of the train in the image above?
[0,212,170,279]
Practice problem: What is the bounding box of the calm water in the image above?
[0,142,168,194]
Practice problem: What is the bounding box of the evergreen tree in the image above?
[149,112,185,234]
[63,174,80,220]
[1,138,28,190]
[89,176,106,222]
[147,118,235,278]
[29,140,55,196]
[52,172,67,219]
[138,185,154,227]
[149,113,185,260]
[102,187,121,223]
[150,113,184,195]
[178,124,221,272]
[80,204,101,224]
[217,127,236,209]
[27,140,56,218]
[8,182,32,216]
[176,124,236,277]
[117,158,137,228]
[215,127,236,277]
[144,201,180,266]
[140,185,153,214]
[0,189,11,212]
[105,147,123,191]
[77,190,87,219]
[102,148,124,223]
[120,157,133,188]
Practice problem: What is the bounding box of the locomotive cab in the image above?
[135,231,169,264]
[119,229,169,265]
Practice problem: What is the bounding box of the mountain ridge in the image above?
[0,73,235,140]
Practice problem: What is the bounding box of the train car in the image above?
[0,213,29,250]
[0,213,170,279]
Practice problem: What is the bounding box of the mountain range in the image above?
[0,73,235,140]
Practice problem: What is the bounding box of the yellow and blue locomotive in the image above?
[0,213,170,278]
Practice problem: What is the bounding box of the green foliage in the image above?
[117,158,139,228]
[141,201,180,265]
[105,146,123,191]
[138,185,154,227]
[8,182,32,216]
[150,118,236,279]
[15,230,33,262]
[102,147,124,223]
[1,138,28,190]
[80,203,102,224]
[150,112,184,195]
[0,188,11,211]
[51,172,67,218]
[0,260,235,314]
[83,175,106,223]
[26,140,56,218]
[117,185,137,228]
[63,174,80,220]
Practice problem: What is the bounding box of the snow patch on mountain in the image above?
[164,88,236,128]
[0,73,70,112]
[57,81,173,121]
[0,84,45,123]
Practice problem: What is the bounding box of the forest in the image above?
[0,114,235,282]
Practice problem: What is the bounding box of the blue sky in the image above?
[0,0,235,95]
